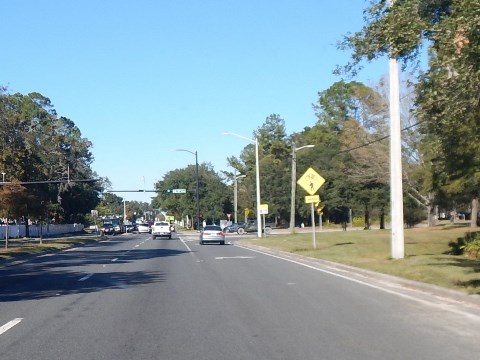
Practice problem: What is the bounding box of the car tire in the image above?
[265,227,272,235]
[200,240,204,245]
[220,241,225,245]
[152,235,156,239]
[237,228,245,235]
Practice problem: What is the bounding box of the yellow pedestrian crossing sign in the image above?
[297,167,325,195]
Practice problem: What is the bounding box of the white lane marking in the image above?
[112,258,118,262]
[0,318,23,336]
[236,244,480,321]
[79,274,93,281]
[180,238,192,252]
[215,256,255,260]
[38,253,55,257]
[134,244,140,248]
[64,247,79,252]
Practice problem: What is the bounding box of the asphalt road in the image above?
[1,231,479,359]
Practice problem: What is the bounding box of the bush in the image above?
[460,232,480,258]
[449,231,480,257]
[351,216,365,227]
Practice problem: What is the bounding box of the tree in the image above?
[337,0,480,227]
[254,114,291,224]
[152,163,231,226]
[0,88,101,224]
[308,81,390,227]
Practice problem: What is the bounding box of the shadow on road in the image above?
[0,240,188,303]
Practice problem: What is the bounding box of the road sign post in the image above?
[298,168,325,250]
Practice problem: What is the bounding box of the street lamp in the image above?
[176,149,200,232]
[224,132,262,238]
[1,172,5,182]
[290,143,315,234]
[234,172,246,224]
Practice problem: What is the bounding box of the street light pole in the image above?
[1,172,5,182]
[224,132,262,238]
[290,144,315,234]
[176,149,200,232]
[234,173,246,224]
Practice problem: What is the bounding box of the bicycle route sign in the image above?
[297,167,325,195]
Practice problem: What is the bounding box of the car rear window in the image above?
[204,226,222,231]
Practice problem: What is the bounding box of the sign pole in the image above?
[311,202,316,249]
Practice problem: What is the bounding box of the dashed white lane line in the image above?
[79,274,93,282]
[179,238,192,252]
[215,256,255,260]
[0,318,23,336]
[112,258,119,262]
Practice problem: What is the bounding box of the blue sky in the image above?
[1,0,389,202]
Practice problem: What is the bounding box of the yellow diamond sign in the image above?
[297,167,325,195]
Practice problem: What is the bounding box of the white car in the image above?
[137,223,150,233]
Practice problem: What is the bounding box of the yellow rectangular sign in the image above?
[305,195,320,203]
[259,204,269,215]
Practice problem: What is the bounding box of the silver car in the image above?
[137,223,150,233]
[200,225,225,245]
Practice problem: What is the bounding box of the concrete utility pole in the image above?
[389,0,405,259]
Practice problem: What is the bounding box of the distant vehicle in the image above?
[224,222,247,233]
[200,225,225,245]
[124,224,136,233]
[101,223,116,235]
[237,220,272,235]
[151,221,172,239]
[103,217,122,234]
[137,223,150,234]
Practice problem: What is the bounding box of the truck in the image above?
[151,221,172,239]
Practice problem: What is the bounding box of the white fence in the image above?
[0,224,84,239]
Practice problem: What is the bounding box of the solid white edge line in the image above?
[235,244,480,321]
[0,318,23,336]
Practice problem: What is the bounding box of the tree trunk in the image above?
[380,208,385,229]
[471,196,479,228]
[427,193,435,227]
[364,207,370,230]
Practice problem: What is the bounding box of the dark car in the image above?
[224,222,247,233]
[238,220,273,235]
[101,223,116,235]
[124,224,136,233]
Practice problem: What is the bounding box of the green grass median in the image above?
[240,224,480,295]
[0,235,101,261]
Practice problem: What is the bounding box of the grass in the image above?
[240,224,480,295]
[0,236,100,261]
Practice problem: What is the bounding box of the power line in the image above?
[337,120,426,154]
[0,179,99,186]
